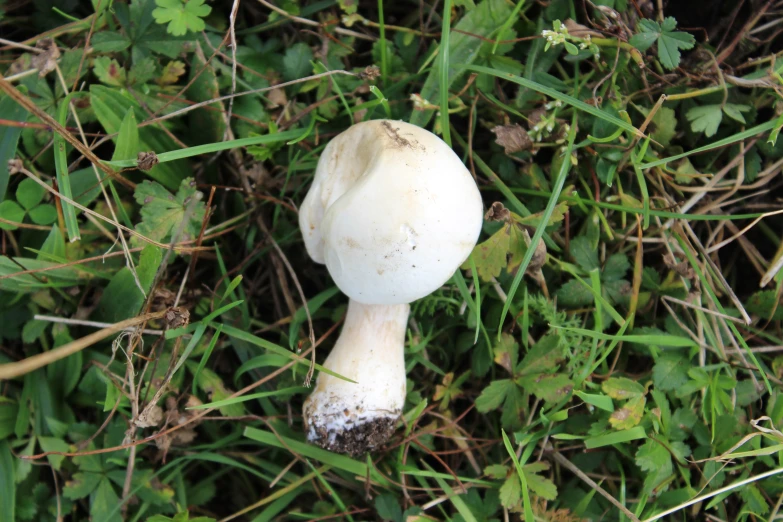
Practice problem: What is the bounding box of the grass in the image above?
[1,1,783,522]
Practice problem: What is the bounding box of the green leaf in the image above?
[186,50,226,145]
[602,377,645,399]
[463,224,511,281]
[193,366,246,417]
[636,105,677,147]
[603,253,630,282]
[630,17,694,70]
[0,200,25,231]
[375,493,402,522]
[283,43,314,81]
[501,383,525,429]
[484,464,509,480]
[90,84,185,189]
[556,279,594,307]
[523,462,557,501]
[16,178,44,210]
[570,236,599,271]
[129,57,157,85]
[686,105,723,137]
[95,244,161,322]
[133,177,206,245]
[493,333,519,374]
[517,333,564,377]
[722,103,752,124]
[38,436,69,471]
[518,373,573,403]
[112,111,140,162]
[653,354,689,391]
[91,477,122,522]
[475,379,513,412]
[28,204,57,225]
[38,226,66,260]
[609,395,646,430]
[64,471,102,499]
[0,92,29,202]
[746,290,783,320]
[635,438,673,494]
[0,442,14,522]
[91,31,132,52]
[152,0,211,36]
[498,475,520,509]
[740,484,770,515]
[93,57,127,86]
[53,96,81,242]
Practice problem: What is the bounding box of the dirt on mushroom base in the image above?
[306,414,397,456]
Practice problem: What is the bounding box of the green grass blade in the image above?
[501,430,534,522]
[377,0,387,85]
[244,427,390,486]
[439,0,452,146]
[459,64,640,136]
[499,115,577,336]
[54,95,82,242]
[640,118,779,169]
[585,426,647,449]
[106,129,305,168]
[189,386,307,410]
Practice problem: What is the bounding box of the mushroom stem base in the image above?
[303,300,409,455]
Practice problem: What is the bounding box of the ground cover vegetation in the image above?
[1,0,783,520]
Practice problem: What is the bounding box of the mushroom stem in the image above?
[303,299,409,455]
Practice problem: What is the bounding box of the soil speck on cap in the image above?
[380,121,413,148]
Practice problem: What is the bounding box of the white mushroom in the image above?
[298,119,483,455]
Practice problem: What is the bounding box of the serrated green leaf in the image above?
[722,103,751,124]
[517,333,564,376]
[283,43,314,82]
[133,177,205,245]
[475,379,513,412]
[462,224,511,281]
[129,57,157,85]
[63,471,102,499]
[556,279,594,307]
[570,236,599,271]
[518,373,573,403]
[484,464,509,479]
[653,354,689,391]
[523,462,557,500]
[630,17,694,69]
[91,31,132,52]
[746,290,783,320]
[498,475,520,509]
[686,105,722,137]
[93,57,126,86]
[152,0,211,36]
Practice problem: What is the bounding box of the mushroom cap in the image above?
[299,120,483,305]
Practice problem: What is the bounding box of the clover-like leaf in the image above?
[152,0,212,37]
[629,17,695,70]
